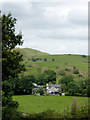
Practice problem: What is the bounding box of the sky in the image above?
[0,0,89,55]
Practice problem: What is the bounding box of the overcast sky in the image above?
[0,0,88,55]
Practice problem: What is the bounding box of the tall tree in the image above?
[2,13,25,119]
[2,13,25,81]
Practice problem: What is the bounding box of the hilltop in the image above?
[15,48,49,58]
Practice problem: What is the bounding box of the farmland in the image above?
[16,48,88,78]
[13,95,88,114]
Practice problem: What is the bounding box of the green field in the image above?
[13,95,88,114]
[16,48,88,77]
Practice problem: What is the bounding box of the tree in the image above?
[36,70,57,85]
[43,70,56,84]
[2,13,23,51]
[2,13,25,81]
[61,84,67,93]
[67,82,77,96]
[60,75,73,85]
[52,59,55,61]
[43,58,47,61]
[73,69,79,74]
[2,13,25,119]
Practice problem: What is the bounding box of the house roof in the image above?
[48,87,59,92]
[47,84,60,88]
[32,88,46,92]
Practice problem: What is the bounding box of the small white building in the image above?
[46,84,61,95]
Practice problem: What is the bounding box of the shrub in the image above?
[65,68,70,72]
[73,66,76,70]
[75,93,81,96]
[74,69,79,74]
[32,58,36,62]
[37,88,44,95]
[2,107,22,120]
[82,55,87,58]
[68,97,88,118]
[43,58,47,61]
[60,75,73,85]
[52,59,55,61]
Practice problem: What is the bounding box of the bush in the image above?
[73,66,76,70]
[2,107,22,120]
[66,97,88,119]
[32,58,36,62]
[82,55,87,58]
[74,69,79,74]
[52,59,55,61]
[75,93,81,96]
[65,68,70,72]
[43,58,47,61]
[60,75,73,85]
[8,101,19,108]
[37,88,44,95]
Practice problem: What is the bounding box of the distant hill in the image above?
[15,48,49,58]
[15,48,88,78]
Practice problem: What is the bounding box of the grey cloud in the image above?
[32,28,88,40]
[1,2,32,19]
[68,8,88,25]
[1,2,88,55]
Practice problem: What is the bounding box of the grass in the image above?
[13,95,88,114]
[15,48,88,77]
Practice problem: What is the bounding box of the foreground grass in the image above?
[13,95,88,114]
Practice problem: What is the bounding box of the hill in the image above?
[16,48,88,80]
[15,48,49,58]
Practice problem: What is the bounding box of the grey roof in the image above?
[32,88,46,91]
[48,84,60,88]
[37,85,44,88]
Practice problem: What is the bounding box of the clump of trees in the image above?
[31,58,42,62]
[36,70,56,85]
[81,55,87,58]
[59,74,88,96]
[12,76,34,95]
[60,75,73,85]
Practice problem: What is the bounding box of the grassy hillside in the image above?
[16,48,88,80]
[13,95,88,114]
[15,48,49,58]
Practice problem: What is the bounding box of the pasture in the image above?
[13,95,88,114]
[16,48,88,76]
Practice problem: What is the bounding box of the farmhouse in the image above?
[32,83,65,96]
[46,84,61,96]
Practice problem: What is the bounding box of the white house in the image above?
[32,83,65,96]
[46,84,61,95]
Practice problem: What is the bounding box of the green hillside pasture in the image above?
[13,95,88,114]
[23,54,88,76]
